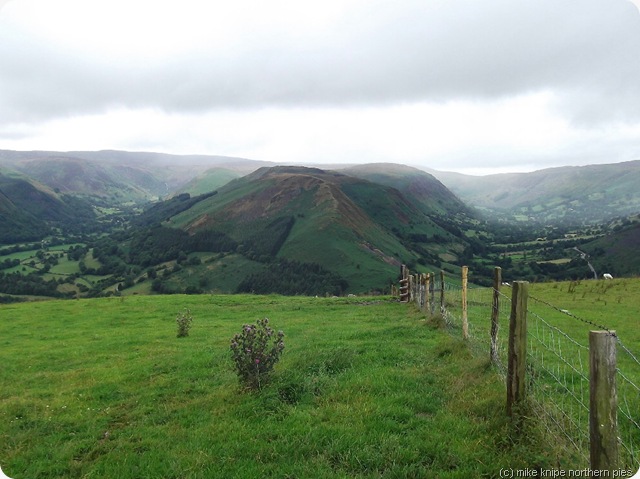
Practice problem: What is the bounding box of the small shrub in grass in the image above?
[230,318,285,390]
[176,308,193,338]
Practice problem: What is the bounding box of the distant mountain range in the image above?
[2,149,638,224]
[429,160,640,224]
[1,149,639,288]
[0,149,269,202]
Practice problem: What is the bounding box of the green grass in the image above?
[0,294,564,478]
[439,278,640,470]
[47,257,81,276]
[0,249,40,262]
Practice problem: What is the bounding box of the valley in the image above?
[0,150,639,301]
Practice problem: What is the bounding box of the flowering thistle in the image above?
[230,318,285,390]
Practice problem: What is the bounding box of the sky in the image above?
[1,0,640,175]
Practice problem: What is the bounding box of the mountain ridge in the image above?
[157,165,469,292]
[427,160,640,223]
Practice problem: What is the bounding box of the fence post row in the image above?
[397,265,623,472]
[589,330,618,472]
[398,266,447,313]
[507,280,528,418]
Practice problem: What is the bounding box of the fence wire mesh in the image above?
[527,298,591,466]
[405,273,639,471]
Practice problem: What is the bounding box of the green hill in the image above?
[171,167,242,197]
[430,160,640,224]
[341,163,472,217]
[0,173,95,243]
[580,219,640,277]
[0,185,48,243]
[0,149,273,204]
[8,156,165,203]
[156,166,468,293]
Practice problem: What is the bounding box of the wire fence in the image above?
[406,273,639,471]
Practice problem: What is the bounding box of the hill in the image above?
[340,163,472,217]
[171,167,242,197]
[137,165,470,293]
[6,156,168,203]
[579,219,640,277]
[0,172,95,243]
[0,149,272,204]
[430,160,640,224]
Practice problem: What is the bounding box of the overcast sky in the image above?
[1,0,640,174]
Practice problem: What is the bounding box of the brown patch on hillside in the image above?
[227,173,323,222]
[360,242,401,266]
[186,214,214,234]
[315,181,373,232]
[186,172,326,233]
[185,169,380,240]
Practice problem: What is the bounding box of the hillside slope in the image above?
[160,166,468,292]
[0,149,273,203]
[341,163,472,217]
[171,167,242,197]
[0,172,95,243]
[8,156,166,203]
[581,220,640,277]
[429,160,640,223]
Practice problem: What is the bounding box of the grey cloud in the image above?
[1,0,639,126]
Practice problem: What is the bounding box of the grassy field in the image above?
[440,277,640,471]
[0,294,578,478]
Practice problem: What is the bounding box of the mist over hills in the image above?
[0,149,639,297]
[429,160,640,224]
[0,149,273,202]
[2,148,638,224]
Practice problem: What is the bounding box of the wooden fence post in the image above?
[461,266,469,340]
[589,330,618,472]
[440,270,445,314]
[429,273,435,314]
[424,273,430,312]
[409,274,415,303]
[490,267,502,364]
[507,281,528,417]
